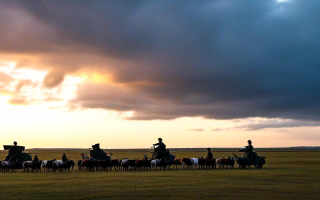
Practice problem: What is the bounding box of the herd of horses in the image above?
[0,159,76,173]
[0,155,236,173]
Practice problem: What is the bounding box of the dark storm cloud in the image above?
[1,1,320,121]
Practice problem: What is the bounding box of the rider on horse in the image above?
[62,154,68,162]
[205,148,213,159]
[33,155,39,164]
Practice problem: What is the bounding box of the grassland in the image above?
[0,148,319,200]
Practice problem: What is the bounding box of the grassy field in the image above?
[0,149,319,200]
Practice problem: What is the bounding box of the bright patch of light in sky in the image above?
[276,0,290,2]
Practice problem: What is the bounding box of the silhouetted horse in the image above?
[98,160,112,171]
[2,160,16,174]
[41,160,54,173]
[198,157,206,169]
[111,159,120,170]
[204,158,216,169]
[81,159,98,171]
[121,159,136,171]
[181,158,193,170]
[173,158,182,169]
[23,161,42,173]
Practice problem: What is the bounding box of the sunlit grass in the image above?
[0,149,319,200]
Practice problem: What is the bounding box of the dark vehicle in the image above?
[151,145,175,164]
[3,144,32,169]
[90,143,112,160]
[233,152,266,169]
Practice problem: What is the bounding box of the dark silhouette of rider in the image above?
[62,154,67,161]
[153,138,166,150]
[240,140,253,160]
[8,141,20,161]
[33,155,39,164]
[205,148,213,159]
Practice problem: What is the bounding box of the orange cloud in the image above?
[7,96,29,105]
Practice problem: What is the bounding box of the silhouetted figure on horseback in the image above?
[62,154,68,162]
[205,148,213,159]
[33,155,39,164]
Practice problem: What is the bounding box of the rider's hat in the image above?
[207,148,211,151]
[13,141,17,144]
[248,140,252,143]
[158,138,162,141]
[35,155,38,157]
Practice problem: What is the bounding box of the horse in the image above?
[121,159,136,171]
[53,160,70,172]
[216,158,225,169]
[53,160,74,172]
[181,158,193,170]
[143,155,152,171]
[216,157,234,169]
[136,155,151,171]
[69,160,75,171]
[2,160,15,174]
[190,158,199,169]
[198,157,206,169]
[41,160,54,173]
[173,158,182,169]
[159,158,168,170]
[135,159,145,171]
[98,160,112,171]
[225,157,235,169]
[111,159,120,170]
[23,161,42,173]
[77,160,82,171]
[150,159,160,170]
[150,158,167,170]
[204,158,216,169]
[81,159,98,171]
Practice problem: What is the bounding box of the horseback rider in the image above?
[33,155,39,164]
[205,148,213,159]
[62,154,67,162]
[153,138,166,150]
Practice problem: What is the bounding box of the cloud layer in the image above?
[1,1,320,121]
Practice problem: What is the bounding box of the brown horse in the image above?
[23,161,42,173]
[81,159,98,171]
[204,158,216,169]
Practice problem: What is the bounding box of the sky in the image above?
[1,0,320,149]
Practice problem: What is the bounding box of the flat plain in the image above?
[0,148,319,200]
